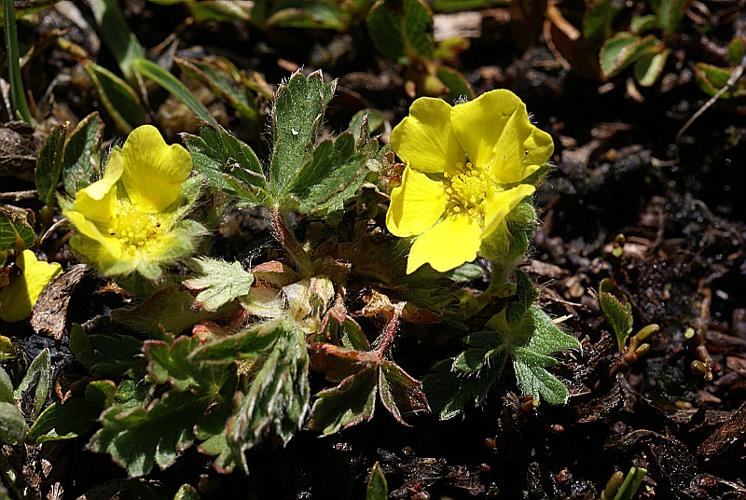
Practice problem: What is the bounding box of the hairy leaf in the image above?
[184,257,254,312]
[14,348,51,419]
[84,62,146,133]
[62,112,103,195]
[0,207,35,252]
[69,324,145,377]
[145,336,227,393]
[27,380,115,443]
[599,33,661,78]
[269,70,336,192]
[0,401,27,445]
[307,366,377,435]
[366,462,388,500]
[598,278,633,352]
[35,124,66,206]
[88,391,212,477]
[367,0,434,60]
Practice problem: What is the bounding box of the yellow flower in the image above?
[386,90,553,274]
[0,250,62,322]
[63,125,199,280]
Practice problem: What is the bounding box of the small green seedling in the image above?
[598,278,659,363]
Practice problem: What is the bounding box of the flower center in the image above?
[107,203,164,255]
[444,162,495,219]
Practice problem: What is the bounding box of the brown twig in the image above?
[374,301,405,359]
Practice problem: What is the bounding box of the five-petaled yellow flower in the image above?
[63,125,198,280]
[0,250,62,322]
[386,90,554,274]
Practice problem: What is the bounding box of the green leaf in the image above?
[3,0,32,123]
[35,125,67,206]
[378,361,429,424]
[0,207,35,252]
[182,124,268,202]
[88,0,145,80]
[284,132,373,215]
[651,0,689,33]
[174,484,200,500]
[726,36,746,66]
[307,366,377,435]
[190,319,289,364]
[349,109,385,142]
[176,57,258,122]
[511,307,580,404]
[194,399,237,473]
[131,58,217,126]
[505,270,538,328]
[630,14,658,35]
[69,324,145,377]
[88,390,212,477]
[14,348,51,419]
[190,1,255,22]
[694,63,746,99]
[269,70,336,193]
[612,466,647,500]
[84,62,146,133]
[366,462,388,500]
[225,321,310,471]
[431,0,506,11]
[599,278,634,352]
[184,257,254,312]
[367,0,434,60]
[634,48,670,87]
[112,287,232,338]
[423,359,499,420]
[0,401,28,445]
[582,0,618,43]
[27,380,116,443]
[0,366,13,403]
[599,33,662,79]
[62,112,104,194]
[145,336,227,393]
[435,65,474,101]
[266,3,347,31]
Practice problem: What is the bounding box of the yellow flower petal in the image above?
[490,102,553,183]
[483,184,536,237]
[386,167,447,237]
[0,250,62,322]
[120,125,192,213]
[65,211,122,260]
[406,214,482,274]
[71,149,123,224]
[450,90,553,183]
[390,97,464,174]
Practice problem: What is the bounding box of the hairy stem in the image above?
[269,206,313,277]
[374,302,404,358]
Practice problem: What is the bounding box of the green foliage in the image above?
[651,0,689,33]
[3,0,32,123]
[184,258,254,312]
[88,0,145,80]
[307,346,428,434]
[62,113,104,194]
[612,467,647,500]
[176,57,259,123]
[367,0,434,61]
[0,401,27,445]
[132,58,217,126]
[70,324,145,377]
[35,125,66,206]
[695,63,746,99]
[27,380,116,443]
[191,318,310,472]
[111,287,232,338]
[366,462,388,500]
[270,70,336,191]
[88,390,213,477]
[598,278,634,352]
[84,62,146,133]
[145,336,227,393]
[184,70,381,217]
[599,33,662,79]
[14,348,51,419]
[174,484,201,500]
[0,208,35,253]
[426,282,580,419]
[583,0,619,44]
